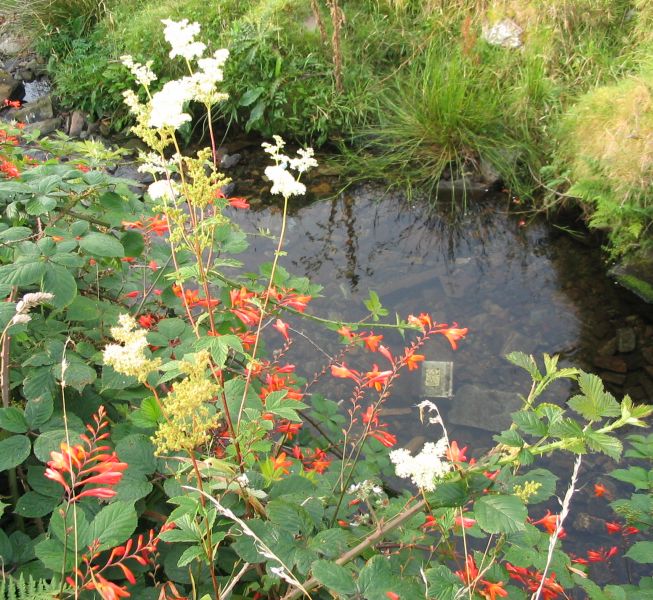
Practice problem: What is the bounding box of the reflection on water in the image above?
[230,182,652,581]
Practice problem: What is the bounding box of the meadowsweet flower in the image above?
[289,147,318,173]
[148,79,194,129]
[264,164,306,198]
[103,314,161,382]
[120,55,157,87]
[147,179,178,201]
[137,151,176,175]
[389,438,452,491]
[162,19,206,60]
[152,351,220,454]
[262,136,317,198]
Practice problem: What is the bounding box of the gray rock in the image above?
[617,327,636,353]
[0,35,29,56]
[24,117,61,136]
[220,181,236,197]
[501,330,537,357]
[596,337,617,357]
[68,110,86,138]
[112,164,154,188]
[448,384,523,432]
[0,69,21,103]
[482,19,523,48]
[220,153,241,169]
[22,78,52,103]
[11,95,53,123]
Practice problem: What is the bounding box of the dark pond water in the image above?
[226,175,652,585]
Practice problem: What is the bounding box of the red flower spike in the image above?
[228,197,250,209]
[605,521,622,535]
[480,580,509,600]
[404,353,425,371]
[386,593,400,600]
[455,554,479,586]
[331,363,360,382]
[594,483,608,498]
[378,344,394,364]
[369,430,397,448]
[446,440,468,463]
[363,333,383,352]
[275,420,302,440]
[273,319,290,341]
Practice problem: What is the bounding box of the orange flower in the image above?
[441,325,468,350]
[275,421,302,440]
[455,555,479,585]
[386,593,400,600]
[446,440,468,462]
[331,363,360,382]
[271,452,292,474]
[480,580,508,600]
[364,364,392,391]
[273,319,290,341]
[404,352,425,371]
[369,429,397,448]
[594,483,607,497]
[532,510,564,537]
[228,197,250,209]
[363,333,383,352]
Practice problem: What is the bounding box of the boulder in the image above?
[0,69,21,104]
[448,384,523,432]
[11,95,53,123]
[68,110,86,138]
[24,117,62,136]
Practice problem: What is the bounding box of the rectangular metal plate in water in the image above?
[422,361,453,398]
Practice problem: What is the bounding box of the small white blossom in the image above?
[289,148,318,173]
[162,19,206,60]
[147,179,178,201]
[137,151,176,175]
[264,164,306,198]
[389,438,452,492]
[120,55,157,87]
[148,78,194,129]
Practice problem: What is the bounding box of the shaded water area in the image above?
[228,177,652,584]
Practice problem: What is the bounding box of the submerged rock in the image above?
[448,384,523,432]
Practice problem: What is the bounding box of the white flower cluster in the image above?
[262,136,318,198]
[147,179,179,201]
[137,151,177,175]
[389,438,452,492]
[120,55,157,87]
[103,314,161,382]
[10,292,54,325]
[162,18,206,60]
[121,19,230,130]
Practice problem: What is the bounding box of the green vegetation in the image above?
[3,0,652,258]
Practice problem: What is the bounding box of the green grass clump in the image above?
[556,68,653,258]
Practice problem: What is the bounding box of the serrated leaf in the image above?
[493,429,524,447]
[24,396,54,429]
[505,352,541,380]
[474,495,527,534]
[129,396,163,429]
[91,501,138,551]
[585,430,623,460]
[194,334,243,367]
[311,560,356,596]
[512,411,548,437]
[14,492,59,518]
[42,264,77,309]
[0,261,46,286]
[61,361,97,392]
[610,467,652,490]
[568,373,620,421]
[308,528,351,559]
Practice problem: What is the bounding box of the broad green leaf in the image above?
[308,528,351,559]
[23,366,55,401]
[66,296,101,321]
[157,318,186,340]
[195,334,243,367]
[610,467,652,490]
[357,555,401,600]
[35,538,76,571]
[625,542,653,563]
[0,261,46,286]
[116,434,157,474]
[26,466,61,497]
[493,429,524,447]
[510,468,558,504]
[267,500,312,535]
[60,361,97,392]
[91,501,138,551]
[114,475,153,502]
[0,407,28,433]
[14,492,59,518]
[0,226,32,241]
[42,264,77,309]
[79,232,124,258]
[311,560,356,596]
[423,565,463,600]
[177,545,204,567]
[0,435,31,471]
[24,396,54,430]
[33,430,79,463]
[474,495,527,534]
[121,230,145,257]
[129,396,163,429]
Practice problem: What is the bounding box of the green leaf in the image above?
[114,476,153,502]
[0,407,28,433]
[311,560,356,596]
[363,290,388,321]
[79,232,124,258]
[121,230,145,257]
[26,466,61,497]
[0,435,31,471]
[66,296,101,321]
[61,361,97,392]
[42,264,77,309]
[23,366,55,401]
[510,469,558,504]
[308,528,351,559]
[512,411,548,437]
[626,542,653,563]
[91,501,138,551]
[194,334,243,367]
[33,430,77,463]
[14,492,59,518]
[568,373,620,421]
[0,261,46,286]
[177,545,205,567]
[357,555,400,600]
[474,495,527,534]
[265,390,307,421]
[157,318,186,340]
[267,500,311,535]
[129,396,163,429]
[423,565,463,600]
[24,396,54,430]
[505,352,541,380]
[585,430,623,461]
[493,429,524,447]
[610,467,653,490]
[116,434,157,474]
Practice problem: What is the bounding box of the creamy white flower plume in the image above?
[389,438,452,492]
[162,19,206,60]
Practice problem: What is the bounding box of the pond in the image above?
[226,171,652,586]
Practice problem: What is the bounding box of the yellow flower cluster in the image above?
[103,314,161,383]
[152,351,221,454]
[513,480,542,503]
